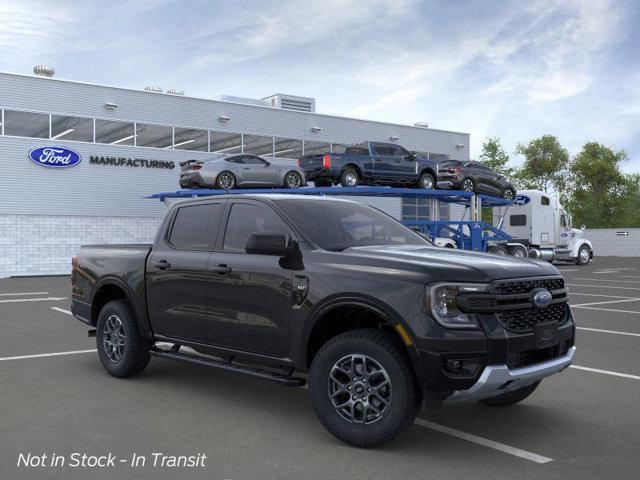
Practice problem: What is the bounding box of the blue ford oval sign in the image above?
[28,146,82,168]
[531,289,553,309]
[514,195,530,206]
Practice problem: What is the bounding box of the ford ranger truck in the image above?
[298,141,438,189]
[71,194,575,448]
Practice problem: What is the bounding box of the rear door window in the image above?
[169,203,223,250]
[372,144,390,156]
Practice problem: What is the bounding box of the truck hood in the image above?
[341,245,560,282]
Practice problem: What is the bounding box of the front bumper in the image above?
[447,346,576,401]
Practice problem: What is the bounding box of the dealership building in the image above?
[0,68,470,277]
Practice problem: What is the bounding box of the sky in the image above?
[1,0,639,171]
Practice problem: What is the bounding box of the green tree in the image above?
[479,137,514,177]
[515,135,569,193]
[566,142,628,228]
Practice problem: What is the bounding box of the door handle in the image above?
[242,167,250,170]
[211,264,232,274]
[153,260,171,270]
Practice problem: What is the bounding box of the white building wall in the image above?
[0,215,162,277]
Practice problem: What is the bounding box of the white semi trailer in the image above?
[492,189,593,265]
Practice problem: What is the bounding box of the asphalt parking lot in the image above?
[1,257,640,480]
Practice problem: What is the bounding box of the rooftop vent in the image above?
[414,122,429,128]
[144,85,163,93]
[262,93,316,113]
[33,65,55,78]
[167,88,185,96]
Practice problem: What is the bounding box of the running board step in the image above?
[149,349,305,387]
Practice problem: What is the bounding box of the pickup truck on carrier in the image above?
[298,141,439,189]
[71,194,576,447]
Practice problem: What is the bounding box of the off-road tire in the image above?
[308,329,422,448]
[479,380,541,407]
[340,168,359,187]
[96,300,151,378]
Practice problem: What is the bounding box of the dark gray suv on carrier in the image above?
[437,160,516,199]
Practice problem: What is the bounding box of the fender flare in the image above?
[300,294,426,387]
[90,276,153,338]
[571,239,593,258]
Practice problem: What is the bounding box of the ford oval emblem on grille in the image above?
[28,146,82,168]
[531,288,553,309]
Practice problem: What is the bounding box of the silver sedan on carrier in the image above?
[179,154,307,190]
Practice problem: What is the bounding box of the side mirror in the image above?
[581,225,586,230]
[245,233,292,256]
[404,152,416,160]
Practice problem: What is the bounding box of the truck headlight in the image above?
[426,283,489,329]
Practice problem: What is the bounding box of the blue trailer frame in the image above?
[147,187,513,252]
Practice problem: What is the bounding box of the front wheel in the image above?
[284,171,303,189]
[479,381,540,407]
[418,172,435,189]
[96,300,151,378]
[308,329,422,448]
[576,245,591,265]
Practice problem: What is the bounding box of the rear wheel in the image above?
[419,172,435,189]
[462,178,475,192]
[479,381,540,407]
[507,244,528,259]
[215,171,236,190]
[340,168,359,187]
[284,171,302,189]
[308,329,422,448]
[96,300,151,378]
[488,245,508,256]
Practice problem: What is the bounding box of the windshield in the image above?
[273,199,431,251]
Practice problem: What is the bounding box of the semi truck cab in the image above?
[495,189,593,265]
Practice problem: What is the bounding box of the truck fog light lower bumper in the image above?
[447,346,576,402]
[444,357,481,377]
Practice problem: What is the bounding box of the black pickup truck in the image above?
[71,194,575,447]
[298,141,439,189]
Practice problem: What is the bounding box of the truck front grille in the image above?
[495,278,565,295]
[496,303,568,333]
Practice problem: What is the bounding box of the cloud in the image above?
[0,1,76,67]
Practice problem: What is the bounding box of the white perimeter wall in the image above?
[0,215,162,277]
[583,228,640,257]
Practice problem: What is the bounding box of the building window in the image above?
[273,137,303,159]
[243,134,274,156]
[95,119,135,145]
[135,123,173,148]
[303,140,331,156]
[50,114,94,142]
[210,131,242,154]
[173,127,208,151]
[3,110,50,139]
